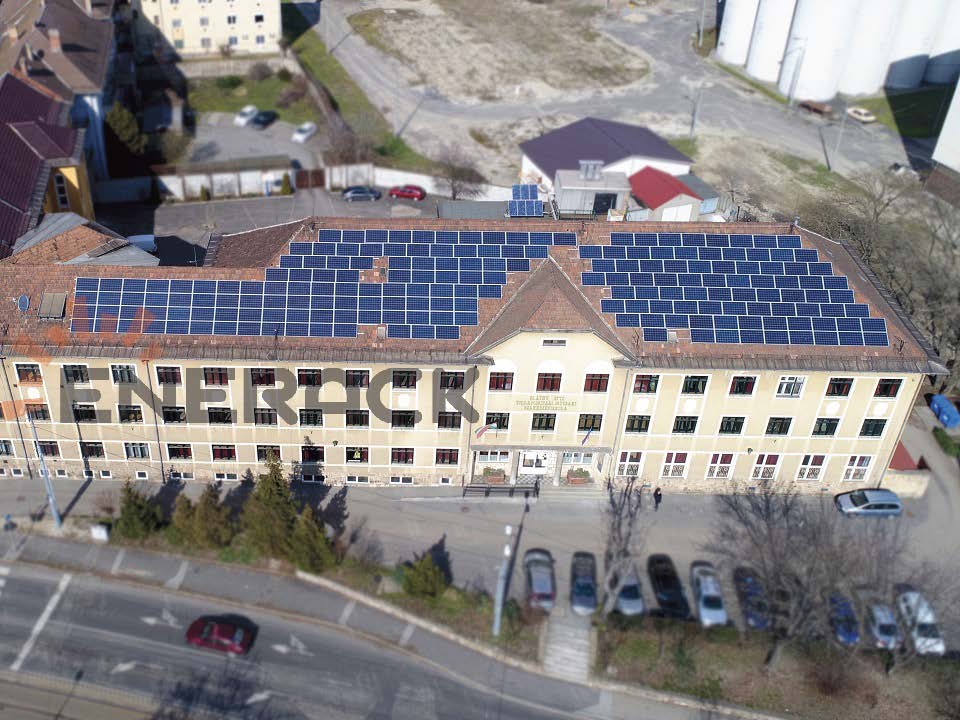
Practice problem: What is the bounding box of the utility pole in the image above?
[689,86,704,142]
[698,0,707,48]
[492,525,512,637]
[28,414,62,528]
[832,104,848,166]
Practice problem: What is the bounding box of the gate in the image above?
[295,168,325,189]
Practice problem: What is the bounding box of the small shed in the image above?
[628,166,702,222]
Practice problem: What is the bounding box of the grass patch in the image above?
[469,128,498,150]
[668,137,698,160]
[857,84,955,138]
[769,151,861,193]
[188,76,317,125]
[693,26,717,58]
[933,426,960,456]
[347,9,419,66]
[715,62,788,105]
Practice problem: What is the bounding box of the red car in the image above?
[185,616,254,655]
[388,185,426,201]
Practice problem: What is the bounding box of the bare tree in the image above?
[435,144,485,200]
[601,476,644,616]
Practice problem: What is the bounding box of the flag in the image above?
[475,423,497,438]
[581,427,594,446]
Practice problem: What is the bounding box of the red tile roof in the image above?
[629,166,701,210]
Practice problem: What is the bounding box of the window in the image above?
[228,35,238,46]
[0,440,13,456]
[875,378,902,398]
[860,418,887,437]
[255,35,265,45]
[776,376,804,397]
[672,416,698,434]
[256,445,280,462]
[100,469,112,479]
[200,37,211,48]
[118,405,143,423]
[72,404,97,422]
[536,373,561,392]
[135,471,148,481]
[765,417,792,435]
[562,451,593,464]
[172,18,181,27]
[346,447,368,463]
[437,411,462,429]
[346,475,369,484]
[390,476,414,485]
[125,442,149,459]
[390,370,417,389]
[751,454,779,481]
[583,374,609,392]
[706,453,734,479]
[298,409,323,426]
[661,452,688,478]
[843,455,871,481]
[301,446,324,463]
[203,367,229,386]
[436,449,459,465]
[391,447,414,464]
[111,364,136,383]
[207,407,233,424]
[826,377,853,397]
[162,406,186,423]
[80,441,104,458]
[625,415,650,433]
[35,441,59,457]
[255,408,278,426]
[477,450,509,463]
[168,444,192,460]
[156,366,181,384]
[542,339,566,347]
[489,372,514,390]
[616,451,642,476]
[63,364,89,383]
[26,403,50,421]
[254,13,264,22]
[250,368,275,386]
[531,413,556,431]
[227,14,236,24]
[391,411,416,428]
[719,416,744,435]
[16,364,41,383]
[345,409,369,427]
[54,173,69,208]
[298,369,322,386]
[439,371,464,389]
[729,376,755,395]
[212,445,236,461]
[682,375,708,394]
[485,412,509,430]
[633,374,658,393]
[577,414,602,432]
[199,16,209,26]
[812,418,838,436]
[215,472,238,482]
[346,370,369,388]
[797,454,825,481]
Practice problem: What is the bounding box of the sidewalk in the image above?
[0,670,154,720]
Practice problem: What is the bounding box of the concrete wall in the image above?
[882,468,930,498]
[326,164,513,202]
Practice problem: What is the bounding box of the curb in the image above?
[0,668,157,714]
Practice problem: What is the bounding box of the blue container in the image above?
[930,394,960,429]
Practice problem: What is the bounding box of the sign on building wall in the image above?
[513,396,579,412]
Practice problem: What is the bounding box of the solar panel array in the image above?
[70,229,578,341]
[509,184,542,217]
[583,232,888,346]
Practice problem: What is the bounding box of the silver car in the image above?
[835,489,902,518]
[523,549,555,612]
[614,565,645,616]
[691,561,728,628]
[865,604,903,650]
[896,585,946,656]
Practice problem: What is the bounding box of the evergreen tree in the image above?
[115,481,162,540]
[105,101,146,156]
[288,506,334,573]
[193,483,234,549]
[402,554,448,598]
[241,454,297,558]
[169,494,195,546]
[280,172,293,195]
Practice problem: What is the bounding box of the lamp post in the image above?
[492,525,512,637]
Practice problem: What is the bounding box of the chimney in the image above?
[48,28,61,53]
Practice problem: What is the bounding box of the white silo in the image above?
[716,0,761,66]
[744,0,797,83]
[838,0,903,96]
[923,2,960,85]
[778,0,863,101]
[886,0,950,88]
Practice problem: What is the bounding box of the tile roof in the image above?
[205,219,310,268]
[520,117,692,181]
[629,166,701,209]
[4,220,121,265]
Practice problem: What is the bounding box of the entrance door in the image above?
[592,193,617,215]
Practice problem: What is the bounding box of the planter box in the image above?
[483,470,506,484]
[566,470,591,485]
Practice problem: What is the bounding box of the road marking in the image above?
[245,691,272,706]
[110,549,126,576]
[164,560,189,590]
[0,566,10,576]
[110,661,138,674]
[0,578,6,588]
[270,644,290,655]
[140,609,181,629]
[399,623,415,647]
[338,600,356,626]
[288,634,313,656]
[11,573,71,672]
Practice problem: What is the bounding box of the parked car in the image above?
[233,105,258,127]
[864,603,903,650]
[647,554,691,620]
[185,616,254,655]
[523,549,556,612]
[733,566,770,631]
[341,186,381,202]
[570,552,598,616]
[798,100,833,118]
[895,584,946,656]
[388,185,427,201]
[829,594,860,647]
[846,106,876,123]
[251,110,277,130]
[690,561,727,627]
[834,489,902,518]
[614,564,645,617]
[292,121,318,143]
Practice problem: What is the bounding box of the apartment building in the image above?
[0,218,942,492]
[130,0,281,57]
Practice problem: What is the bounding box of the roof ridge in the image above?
[6,122,44,158]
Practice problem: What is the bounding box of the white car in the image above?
[896,585,946,656]
[292,122,318,143]
[846,106,876,123]
[234,105,258,127]
[690,561,728,628]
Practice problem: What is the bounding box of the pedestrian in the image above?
[653,486,663,511]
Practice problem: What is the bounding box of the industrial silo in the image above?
[778,0,863,101]
[886,0,950,88]
[923,2,960,85]
[716,0,761,66]
[838,0,903,96]
[744,0,797,83]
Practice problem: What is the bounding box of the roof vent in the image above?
[16,295,29,313]
[38,292,66,319]
[376,326,386,339]
[578,160,603,181]
[667,331,678,344]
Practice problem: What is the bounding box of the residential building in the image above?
[627,167,703,222]
[0,218,941,493]
[553,163,632,219]
[130,0,282,58]
[0,72,96,258]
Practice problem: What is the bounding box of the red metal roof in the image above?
[629,166,701,210]
[889,441,918,471]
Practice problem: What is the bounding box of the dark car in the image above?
[569,552,598,616]
[733,566,770,631]
[647,554,691,619]
[523,548,556,612]
[388,185,427,201]
[798,100,833,118]
[829,594,860,647]
[341,186,381,202]
[185,616,254,655]
[250,110,277,130]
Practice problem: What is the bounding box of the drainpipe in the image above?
[463,363,479,488]
[143,360,166,482]
[0,356,34,483]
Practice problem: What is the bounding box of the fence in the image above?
[325,164,513,202]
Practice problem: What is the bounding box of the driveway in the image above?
[187,112,327,169]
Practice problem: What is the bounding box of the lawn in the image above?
[187,75,318,126]
[668,137,698,160]
[857,84,955,138]
[715,62,789,105]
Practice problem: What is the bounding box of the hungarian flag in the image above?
[475,423,497,438]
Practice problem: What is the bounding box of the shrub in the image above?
[115,481,162,540]
[280,172,293,195]
[241,454,297,558]
[402,554,448,598]
[248,62,272,82]
[276,67,293,83]
[276,78,306,108]
[168,494,195,546]
[192,483,234,549]
[288,506,335,573]
[933,427,960,456]
[215,75,243,90]
[199,186,211,201]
